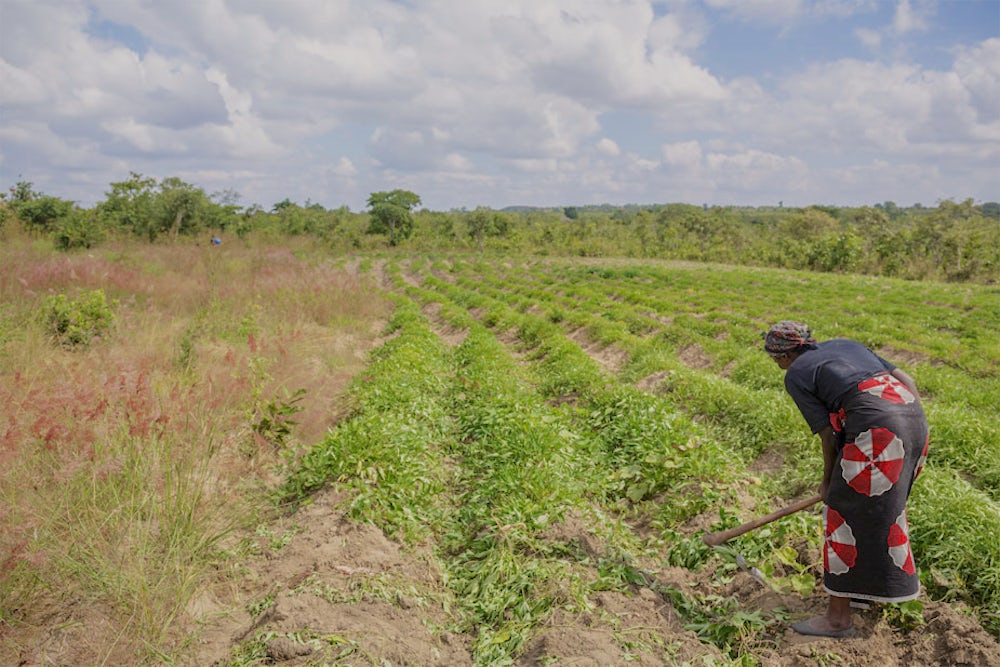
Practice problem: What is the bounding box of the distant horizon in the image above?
[7,174,993,215]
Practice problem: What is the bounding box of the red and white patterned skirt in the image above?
[823,374,930,603]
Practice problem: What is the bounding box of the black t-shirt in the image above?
[784,339,897,434]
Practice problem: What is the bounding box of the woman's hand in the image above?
[819,479,830,504]
[891,368,920,401]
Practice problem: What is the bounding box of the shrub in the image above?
[41,289,116,347]
[12,195,74,231]
[54,208,105,250]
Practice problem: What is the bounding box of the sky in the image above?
[1,0,998,212]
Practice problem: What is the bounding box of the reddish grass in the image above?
[0,235,390,664]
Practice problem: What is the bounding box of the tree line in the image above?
[2,173,998,283]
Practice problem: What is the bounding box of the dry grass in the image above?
[0,234,390,664]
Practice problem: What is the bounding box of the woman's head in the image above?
[764,320,817,368]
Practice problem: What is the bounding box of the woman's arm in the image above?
[891,367,920,400]
[818,426,838,503]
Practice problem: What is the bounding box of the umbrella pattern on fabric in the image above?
[858,374,915,405]
[824,506,857,575]
[888,511,916,575]
[841,427,904,496]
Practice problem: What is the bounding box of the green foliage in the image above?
[6,171,998,283]
[11,194,75,232]
[53,208,105,250]
[96,172,237,241]
[6,179,39,203]
[466,206,510,250]
[881,599,926,632]
[272,252,1000,664]
[908,466,1000,636]
[282,302,453,541]
[3,180,74,234]
[366,189,421,246]
[662,586,786,659]
[41,289,116,347]
[155,176,209,238]
[97,172,157,237]
[807,231,863,272]
[400,253,1000,640]
[587,387,724,509]
[251,388,306,451]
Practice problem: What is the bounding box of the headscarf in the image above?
[763,320,817,355]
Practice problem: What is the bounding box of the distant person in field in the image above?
[765,321,929,638]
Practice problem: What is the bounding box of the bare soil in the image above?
[180,484,1000,667]
[566,327,629,374]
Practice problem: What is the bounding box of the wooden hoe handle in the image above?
[701,494,823,546]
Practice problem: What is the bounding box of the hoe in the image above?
[702,494,823,585]
[701,493,822,547]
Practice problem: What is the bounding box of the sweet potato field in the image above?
[279,255,1000,664]
[2,240,999,666]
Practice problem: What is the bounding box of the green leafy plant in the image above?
[882,599,925,632]
[53,208,105,250]
[41,289,115,347]
[251,387,306,451]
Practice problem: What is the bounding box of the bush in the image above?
[0,203,12,233]
[41,289,116,347]
[12,195,74,231]
[54,209,105,250]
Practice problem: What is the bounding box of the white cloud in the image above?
[855,27,881,50]
[204,68,282,157]
[952,38,1000,128]
[443,153,473,171]
[596,138,622,156]
[705,148,809,191]
[662,141,703,168]
[772,56,1000,157]
[892,0,930,35]
[331,158,358,178]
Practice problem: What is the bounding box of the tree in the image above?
[10,195,74,232]
[980,202,1000,219]
[924,199,997,280]
[156,177,209,239]
[54,208,105,250]
[97,173,218,240]
[2,179,74,231]
[207,189,243,231]
[97,172,157,238]
[8,179,39,203]
[366,189,421,246]
[466,206,509,251]
[272,198,295,213]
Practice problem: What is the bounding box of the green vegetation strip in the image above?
[283,298,454,541]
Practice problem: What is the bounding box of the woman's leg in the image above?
[791,594,855,636]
